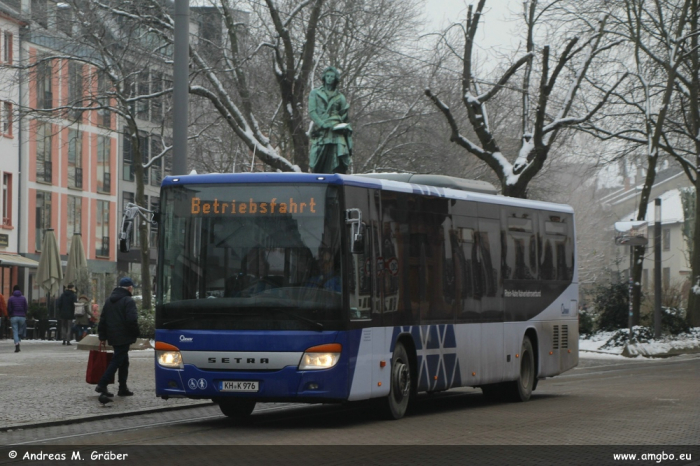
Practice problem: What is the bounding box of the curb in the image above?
[1,401,215,433]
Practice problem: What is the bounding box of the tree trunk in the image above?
[686,0,700,328]
[688,176,700,327]
[128,120,152,310]
[632,244,645,326]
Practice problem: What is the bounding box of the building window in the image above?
[32,0,49,29]
[97,72,111,128]
[122,192,138,248]
[57,3,72,36]
[3,31,12,64]
[663,267,671,291]
[164,137,172,177]
[663,228,670,251]
[151,136,163,187]
[68,62,83,120]
[149,196,159,248]
[36,56,52,109]
[97,135,111,193]
[2,102,12,136]
[96,200,109,257]
[150,71,163,122]
[36,121,52,184]
[68,129,82,189]
[66,195,81,251]
[35,190,51,251]
[141,132,150,185]
[122,191,134,214]
[137,69,149,120]
[2,173,11,227]
[122,128,134,182]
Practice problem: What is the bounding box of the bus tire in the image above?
[218,399,256,419]
[385,342,411,420]
[508,336,535,402]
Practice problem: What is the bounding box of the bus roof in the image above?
[161,172,573,213]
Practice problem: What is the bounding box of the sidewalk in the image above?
[0,338,209,431]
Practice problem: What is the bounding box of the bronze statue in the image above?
[308,66,352,174]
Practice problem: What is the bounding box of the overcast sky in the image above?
[423,0,525,53]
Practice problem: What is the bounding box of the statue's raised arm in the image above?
[308,66,352,174]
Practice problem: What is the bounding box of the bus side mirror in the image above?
[345,208,365,255]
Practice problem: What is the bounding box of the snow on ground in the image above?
[580,328,700,358]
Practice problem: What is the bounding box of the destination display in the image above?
[190,196,318,215]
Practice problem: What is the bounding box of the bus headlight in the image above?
[157,351,184,369]
[298,343,341,370]
[155,341,184,369]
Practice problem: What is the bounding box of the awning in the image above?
[0,253,40,268]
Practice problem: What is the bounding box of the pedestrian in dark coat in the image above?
[57,284,78,345]
[7,285,28,352]
[95,277,139,398]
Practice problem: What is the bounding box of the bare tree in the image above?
[9,0,181,310]
[581,0,695,324]
[425,0,627,198]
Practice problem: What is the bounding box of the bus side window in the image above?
[542,213,572,281]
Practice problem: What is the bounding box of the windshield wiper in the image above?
[161,317,198,328]
[262,307,324,332]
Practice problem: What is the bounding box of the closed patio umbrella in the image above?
[64,233,88,290]
[36,229,63,318]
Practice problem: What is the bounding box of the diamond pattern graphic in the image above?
[391,325,461,392]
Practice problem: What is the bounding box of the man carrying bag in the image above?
[94,277,139,398]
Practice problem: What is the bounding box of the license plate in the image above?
[220,381,259,392]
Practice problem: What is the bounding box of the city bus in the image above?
[153,172,578,420]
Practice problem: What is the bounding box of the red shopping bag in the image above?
[86,341,114,385]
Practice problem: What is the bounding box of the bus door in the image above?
[344,186,389,400]
[476,204,505,384]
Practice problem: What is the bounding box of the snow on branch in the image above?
[424,88,486,158]
[543,72,629,135]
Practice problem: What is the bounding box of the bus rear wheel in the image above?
[218,399,256,419]
[507,336,535,402]
[385,342,411,420]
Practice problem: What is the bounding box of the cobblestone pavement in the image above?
[2,336,698,436]
[0,338,209,430]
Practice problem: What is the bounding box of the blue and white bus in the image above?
[153,172,578,419]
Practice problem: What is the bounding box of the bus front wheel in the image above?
[385,342,411,420]
[508,336,535,402]
[218,399,256,419]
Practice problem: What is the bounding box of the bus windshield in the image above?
[157,183,343,331]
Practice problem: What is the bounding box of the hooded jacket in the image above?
[57,288,78,320]
[98,287,139,347]
[7,290,28,318]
